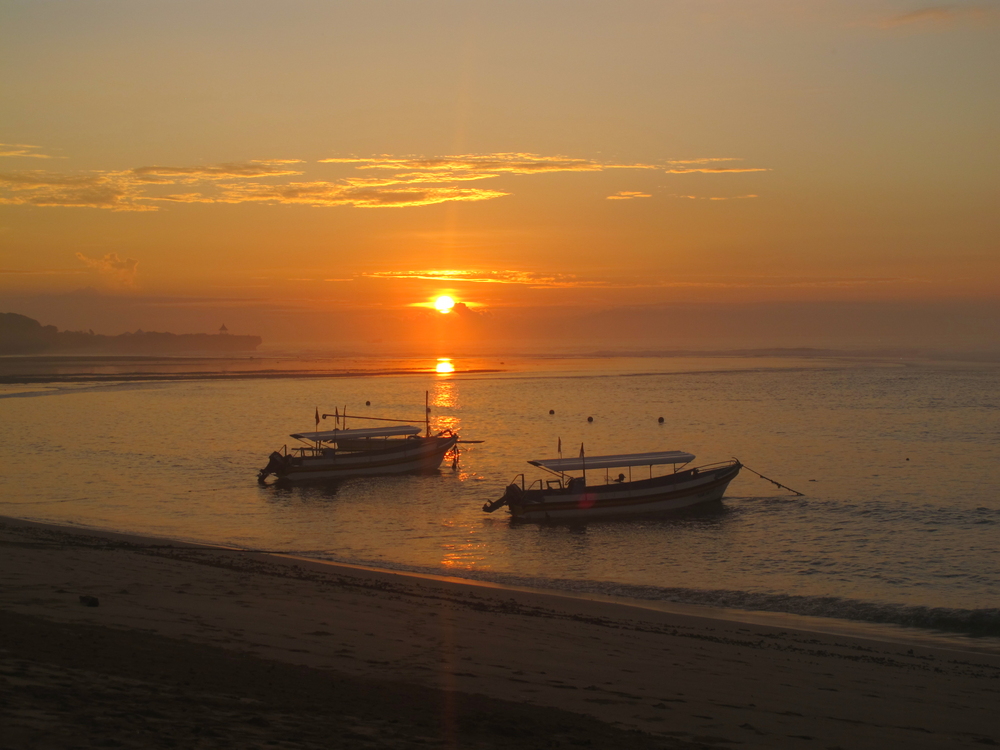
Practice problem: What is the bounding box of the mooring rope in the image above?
[737,461,805,496]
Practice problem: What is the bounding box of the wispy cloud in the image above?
[130,160,304,184]
[365,269,645,289]
[212,182,509,208]
[365,269,561,285]
[666,157,744,165]
[0,143,58,159]
[1,151,770,211]
[0,170,153,211]
[320,153,657,175]
[879,4,993,29]
[672,194,759,200]
[365,268,911,292]
[664,157,770,174]
[665,167,771,174]
[607,191,651,200]
[365,269,656,290]
[75,252,139,285]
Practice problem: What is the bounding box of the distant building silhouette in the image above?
[219,323,229,334]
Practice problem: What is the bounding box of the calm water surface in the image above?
[3,356,998,639]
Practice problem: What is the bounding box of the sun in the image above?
[434,295,456,313]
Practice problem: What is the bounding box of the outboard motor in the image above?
[257,451,285,484]
[483,483,522,513]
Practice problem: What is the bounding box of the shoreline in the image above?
[8,514,999,655]
[4,515,999,748]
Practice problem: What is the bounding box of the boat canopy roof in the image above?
[291,425,422,442]
[529,450,695,473]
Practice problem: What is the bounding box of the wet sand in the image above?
[2,516,998,749]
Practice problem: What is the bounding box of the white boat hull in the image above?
[496,461,741,521]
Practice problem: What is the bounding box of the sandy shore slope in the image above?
[2,517,998,749]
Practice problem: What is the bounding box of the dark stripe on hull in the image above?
[509,464,741,521]
[275,436,458,482]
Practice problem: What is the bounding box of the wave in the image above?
[313,555,1000,638]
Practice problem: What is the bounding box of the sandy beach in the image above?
[2,516,998,749]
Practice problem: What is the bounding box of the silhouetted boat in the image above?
[258,394,466,483]
[258,424,459,483]
[483,451,741,521]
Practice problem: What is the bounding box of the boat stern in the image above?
[483,482,522,513]
[257,450,287,484]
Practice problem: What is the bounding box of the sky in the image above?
[1,0,998,352]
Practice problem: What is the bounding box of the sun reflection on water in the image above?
[431,379,457,408]
[438,523,489,569]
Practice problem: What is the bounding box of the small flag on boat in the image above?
[335,407,339,427]
[579,443,585,458]
[557,437,561,453]
[315,407,319,428]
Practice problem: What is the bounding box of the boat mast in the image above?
[425,390,430,437]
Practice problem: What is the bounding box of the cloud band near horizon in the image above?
[0,152,769,211]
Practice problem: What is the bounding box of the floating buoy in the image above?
[426,406,431,413]
[365,400,371,406]
[658,417,664,424]
[549,409,555,415]
[587,416,594,423]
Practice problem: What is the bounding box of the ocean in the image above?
[3,355,998,645]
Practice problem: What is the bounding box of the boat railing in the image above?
[695,459,740,473]
[509,473,552,492]
[291,445,332,458]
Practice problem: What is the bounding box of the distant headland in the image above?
[0,313,262,355]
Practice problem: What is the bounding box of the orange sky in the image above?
[1,1,998,350]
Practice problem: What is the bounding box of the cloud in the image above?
[672,194,759,201]
[320,153,653,175]
[366,269,565,285]
[213,181,509,208]
[0,170,153,211]
[879,5,993,29]
[607,191,651,200]
[367,269,905,292]
[1,152,770,212]
[370,269,648,289]
[343,171,500,187]
[154,193,210,203]
[666,157,744,165]
[665,167,771,174]
[0,143,58,159]
[75,252,139,285]
[130,160,304,184]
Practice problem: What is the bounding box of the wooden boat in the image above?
[257,424,460,483]
[258,395,466,484]
[483,451,741,521]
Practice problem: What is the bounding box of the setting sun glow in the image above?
[434,296,455,313]
[435,358,455,374]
